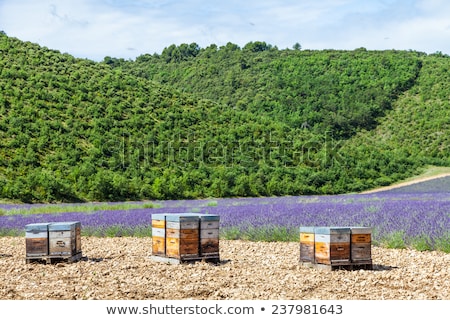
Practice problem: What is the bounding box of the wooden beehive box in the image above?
[299,226,315,263]
[165,214,199,259]
[350,227,372,263]
[198,214,220,257]
[25,223,51,257]
[48,221,81,257]
[151,213,167,256]
[314,227,351,265]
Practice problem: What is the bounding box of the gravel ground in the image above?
[0,237,449,300]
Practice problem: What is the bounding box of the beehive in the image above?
[314,227,351,265]
[25,223,51,257]
[151,213,167,256]
[350,227,372,263]
[299,226,315,263]
[198,214,220,257]
[165,214,200,259]
[48,221,81,256]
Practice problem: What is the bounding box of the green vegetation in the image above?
[0,202,159,216]
[382,231,408,249]
[125,43,422,139]
[435,232,450,253]
[81,225,155,238]
[0,33,449,203]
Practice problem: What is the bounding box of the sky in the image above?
[1,0,450,61]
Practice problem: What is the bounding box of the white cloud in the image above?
[0,0,449,61]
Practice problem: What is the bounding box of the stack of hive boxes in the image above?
[48,222,82,257]
[198,214,220,258]
[165,214,200,259]
[349,227,372,264]
[299,226,315,264]
[151,213,220,264]
[299,226,372,270]
[151,214,166,256]
[25,223,51,258]
[25,221,82,264]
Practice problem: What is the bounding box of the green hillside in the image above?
[338,54,450,191]
[121,42,422,139]
[0,33,448,202]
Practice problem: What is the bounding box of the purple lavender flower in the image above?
[1,192,449,250]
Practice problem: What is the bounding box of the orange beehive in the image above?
[150,213,220,264]
[165,214,199,259]
[314,227,351,265]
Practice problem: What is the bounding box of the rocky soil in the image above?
[0,237,449,300]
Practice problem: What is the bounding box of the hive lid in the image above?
[48,221,80,231]
[25,223,51,232]
[349,226,373,234]
[299,226,316,233]
[152,212,202,220]
[164,213,199,222]
[314,226,351,234]
[151,213,168,220]
[197,214,220,221]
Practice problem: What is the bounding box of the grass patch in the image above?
[418,165,450,177]
[132,225,153,238]
[220,227,242,240]
[221,226,298,242]
[81,225,154,238]
[434,232,450,253]
[2,202,161,216]
[380,231,407,249]
[398,166,450,184]
[0,228,23,237]
[409,234,433,251]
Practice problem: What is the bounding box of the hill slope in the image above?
[0,34,300,201]
[123,43,423,139]
[0,34,449,202]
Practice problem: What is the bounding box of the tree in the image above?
[243,41,272,52]
[293,42,302,50]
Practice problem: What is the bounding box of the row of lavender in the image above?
[1,191,449,252]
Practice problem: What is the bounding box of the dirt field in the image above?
[1,237,449,300]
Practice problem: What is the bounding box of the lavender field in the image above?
[1,177,449,252]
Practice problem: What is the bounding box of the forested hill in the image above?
[0,34,448,203]
[120,42,423,139]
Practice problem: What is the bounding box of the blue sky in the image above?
[1,0,449,61]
